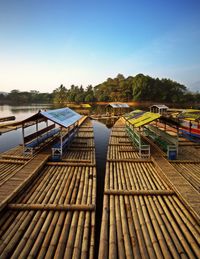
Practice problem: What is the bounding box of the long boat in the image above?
[177,109,200,140]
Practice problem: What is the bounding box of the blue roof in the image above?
[41,108,82,128]
[20,107,82,128]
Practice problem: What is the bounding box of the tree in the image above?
[53,84,68,104]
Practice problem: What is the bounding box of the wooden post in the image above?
[36,119,39,144]
[22,123,25,154]
[60,127,63,157]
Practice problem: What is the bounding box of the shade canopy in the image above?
[178,109,200,121]
[150,104,169,109]
[123,110,144,120]
[106,103,130,108]
[20,107,82,128]
[127,112,161,127]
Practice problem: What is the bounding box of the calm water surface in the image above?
[0,105,52,152]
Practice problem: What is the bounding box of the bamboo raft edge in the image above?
[104,189,175,196]
[8,204,96,211]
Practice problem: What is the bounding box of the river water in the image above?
[0,104,53,152]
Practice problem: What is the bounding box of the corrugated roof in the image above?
[123,110,144,120]
[150,104,169,109]
[41,108,82,128]
[107,103,130,108]
[20,108,82,128]
[178,109,200,121]
[128,112,161,127]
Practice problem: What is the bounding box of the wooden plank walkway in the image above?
[152,153,200,219]
[170,161,200,192]
[0,153,50,211]
[99,118,200,259]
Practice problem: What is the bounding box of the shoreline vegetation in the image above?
[0,74,199,108]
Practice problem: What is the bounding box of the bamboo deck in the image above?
[0,115,200,258]
[0,117,96,258]
[170,161,200,192]
[99,118,200,259]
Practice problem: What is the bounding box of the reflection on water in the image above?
[0,128,22,153]
[0,104,53,121]
[96,117,118,128]
[92,119,111,257]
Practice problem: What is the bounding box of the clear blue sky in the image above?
[0,0,199,92]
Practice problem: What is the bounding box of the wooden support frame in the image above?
[126,122,151,158]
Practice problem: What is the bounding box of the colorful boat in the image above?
[177,109,200,141]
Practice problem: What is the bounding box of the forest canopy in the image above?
[0,74,199,105]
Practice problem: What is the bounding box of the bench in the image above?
[126,124,150,158]
[24,125,60,155]
[144,125,178,160]
[52,126,78,161]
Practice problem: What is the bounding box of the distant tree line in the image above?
[53,74,200,105]
[0,90,53,104]
[1,74,199,105]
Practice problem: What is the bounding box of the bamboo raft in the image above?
[170,161,200,192]
[99,118,200,259]
[0,117,96,258]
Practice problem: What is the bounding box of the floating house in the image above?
[150,104,168,114]
[20,107,82,160]
[106,103,130,116]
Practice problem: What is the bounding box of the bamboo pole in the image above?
[114,195,126,258]
[10,210,46,258]
[2,154,30,160]
[125,195,142,257]
[119,195,134,258]
[37,166,80,258]
[164,196,200,257]
[63,166,86,258]
[153,195,189,256]
[98,195,109,259]
[104,189,175,196]
[4,166,65,257]
[134,194,156,258]
[72,166,91,259]
[8,204,95,211]
[0,159,24,164]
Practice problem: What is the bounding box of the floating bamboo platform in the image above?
[99,118,200,259]
[0,117,96,258]
[170,161,200,192]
